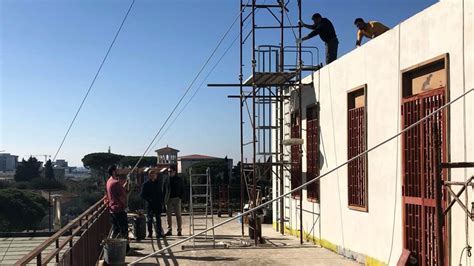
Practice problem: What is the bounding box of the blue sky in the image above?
[1,0,437,166]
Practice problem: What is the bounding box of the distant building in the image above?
[54,159,68,168]
[0,153,18,172]
[178,154,233,176]
[155,146,179,168]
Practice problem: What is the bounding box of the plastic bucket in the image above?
[103,238,127,265]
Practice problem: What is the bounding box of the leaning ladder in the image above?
[183,167,216,249]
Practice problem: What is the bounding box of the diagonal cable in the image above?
[53,0,136,161]
[127,0,252,177]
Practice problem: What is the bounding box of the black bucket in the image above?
[134,215,146,241]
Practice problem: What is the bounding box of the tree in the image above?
[14,157,41,182]
[44,159,55,180]
[119,156,156,168]
[190,159,230,185]
[82,153,124,182]
[0,188,49,232]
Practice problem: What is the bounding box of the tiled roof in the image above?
[155,146,180,153]
[178,154,221,160]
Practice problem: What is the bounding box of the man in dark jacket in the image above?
[165,165,184,236]
[298,13,339,65]
[140,169,164,238]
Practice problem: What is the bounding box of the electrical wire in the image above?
[52,0,136,161]
[127,0,252,178]
[150,26,243,151]
[148,0,266,150]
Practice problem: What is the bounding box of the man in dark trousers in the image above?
[165,165,184,236]
[105,165,130,251]
[140,169,164,238]
[298,13,339,65]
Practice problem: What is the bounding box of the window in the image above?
[291,112,302,198]
[347,86,368,211]
[306,105,320,202]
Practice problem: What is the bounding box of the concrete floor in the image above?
[126,215,360,265]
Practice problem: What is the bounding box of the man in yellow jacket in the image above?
[354,18,389,47]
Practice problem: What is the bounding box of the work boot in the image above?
[177,231,182,236]
[165,231,172,236]
[147,232,153,238]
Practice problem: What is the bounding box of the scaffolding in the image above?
[209,0,320,245]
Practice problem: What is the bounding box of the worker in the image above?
[354,18,389,47]
[140,169,165,238]
[105,165,130,251]
[165,165,184,236]
[298,13,339,65]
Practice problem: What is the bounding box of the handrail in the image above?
[16,196,107,265]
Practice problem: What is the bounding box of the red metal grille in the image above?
[402,88,447,266]
[347,106,367,209]
[306,106,320,201]
[291,112,302,198]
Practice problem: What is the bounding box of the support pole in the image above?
[297,0,303,245]
[239,0,245,238]
[251,0,258,246]
[278,0,285,235]
[433,123,444,265]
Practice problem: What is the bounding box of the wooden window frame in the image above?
[347,85,368,212]
[306,104,320,202]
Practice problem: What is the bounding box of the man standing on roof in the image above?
[354,18,389,47]
[140,169,165,238]
[298,13,339,65]
[106,165,130,251]
[165,165,184,236]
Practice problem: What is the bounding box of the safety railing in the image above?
[16,197,110,266]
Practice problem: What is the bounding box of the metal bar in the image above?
[443,182,468,215]
[240,0,245,238]
[130,88,474,265]
[444,180,474,186]
[297,0,303,245]
[242,4,288,10]
[208,83,295,87]
[446,186,470,214]
[441,162,474,168]
[251,0,258,246]
[228,95,290,99]
[254,26,299,29]
[433,123,444,265]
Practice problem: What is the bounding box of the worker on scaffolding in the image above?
[140,169,165,238]
[297,13,339,64]
[354,18,389,47]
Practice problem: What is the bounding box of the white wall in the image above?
[273,0,474,264]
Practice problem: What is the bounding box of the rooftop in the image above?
[124,215,359,265]
[155,145,180,153]
[178,154,222,160]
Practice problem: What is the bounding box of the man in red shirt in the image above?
[106,165,128,240]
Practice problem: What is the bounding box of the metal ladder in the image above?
[183,167,216,249]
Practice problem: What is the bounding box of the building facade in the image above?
[0,153,18,172]
[272,1,473,265]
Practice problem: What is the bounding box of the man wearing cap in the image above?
[297,13,339,65]
[140,169,165,238]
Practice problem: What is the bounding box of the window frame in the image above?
[306,104,320,202]
[347,85,368,212]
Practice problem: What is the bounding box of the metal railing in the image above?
[16,197,110,266]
